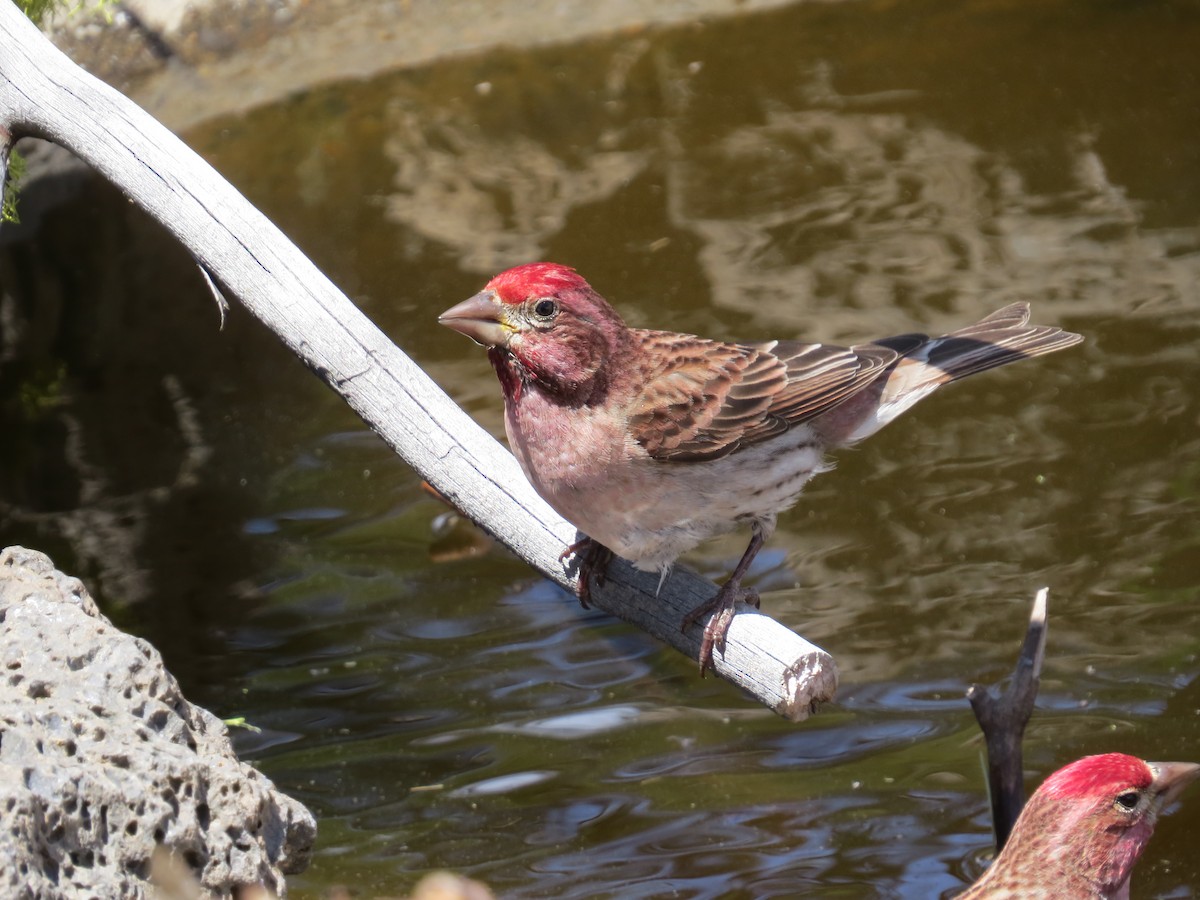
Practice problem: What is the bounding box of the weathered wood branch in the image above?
[967,587,1048,849]
[0,1,837,719]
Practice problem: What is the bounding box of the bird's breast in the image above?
[505,389,830,571]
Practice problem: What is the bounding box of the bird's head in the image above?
[1000,753,1200,896]
[439,263,629,404]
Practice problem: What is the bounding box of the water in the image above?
[3,0,1200,896]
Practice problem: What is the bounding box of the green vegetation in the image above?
[6,1,121,223]
[223,717,263,734]
[1,150,23,224]
[16,0,57,23]
[16,362,67,416]
[18,0,118,26]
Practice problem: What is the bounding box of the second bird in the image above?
[440,263,1083,673]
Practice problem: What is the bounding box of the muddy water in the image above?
[4,0,1200,896]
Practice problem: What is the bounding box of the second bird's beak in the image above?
[439,290,510,348]
[1149,760,1200,808]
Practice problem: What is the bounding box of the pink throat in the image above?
[488,346,525,402]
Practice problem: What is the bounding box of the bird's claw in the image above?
[561,537,612,609]
[682,583,760,676]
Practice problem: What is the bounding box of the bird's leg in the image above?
[681,526,766,675]
[560,537,613,609]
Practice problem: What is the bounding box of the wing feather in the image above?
[627,330,898,462]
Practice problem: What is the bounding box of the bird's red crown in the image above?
[1041,753,1153,801]
[486,263,591,305]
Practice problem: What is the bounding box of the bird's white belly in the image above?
[508,393,828,572]
[599,429,829,570]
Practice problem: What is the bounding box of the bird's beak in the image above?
[1149,761,1200,808]
[439,290,510,348]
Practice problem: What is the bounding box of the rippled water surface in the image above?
[4,0,1200,896]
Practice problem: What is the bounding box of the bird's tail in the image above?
[819,303,1083,445]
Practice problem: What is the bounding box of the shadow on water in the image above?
[3,0,1200,896]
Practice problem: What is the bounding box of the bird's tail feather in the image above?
[912,302,1083,387]
[824,303,1082,445]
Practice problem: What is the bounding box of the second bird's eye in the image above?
[533,299,558,319]
[1115,791,1140,811]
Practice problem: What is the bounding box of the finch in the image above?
[440,263,1082,672]
[958,753,1200,898]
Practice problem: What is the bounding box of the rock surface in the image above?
[0,546,315,899]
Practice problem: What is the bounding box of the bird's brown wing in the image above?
[627,330,898,462]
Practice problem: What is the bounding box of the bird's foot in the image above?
[681,581,760,676]
[560,537,612,609]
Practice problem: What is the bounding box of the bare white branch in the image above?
[0,1,836,719]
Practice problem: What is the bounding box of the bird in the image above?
[958,753,1200,898]
[439,262,1083,673]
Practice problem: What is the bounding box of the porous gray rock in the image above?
[0,546,316,898]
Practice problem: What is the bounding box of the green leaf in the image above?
[2,151,25,225]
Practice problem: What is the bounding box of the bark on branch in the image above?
[0,1,837,719]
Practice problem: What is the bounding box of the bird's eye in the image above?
[533,298,558,319]
[1115,791,1140,811]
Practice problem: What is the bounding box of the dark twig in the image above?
[114,1,176,62]
[966,587,1048,850]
